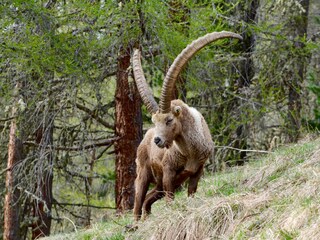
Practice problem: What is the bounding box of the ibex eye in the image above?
[166,119,173,126]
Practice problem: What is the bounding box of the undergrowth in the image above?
[42,137,320,240]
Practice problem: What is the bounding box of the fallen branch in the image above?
[215,145,272,154]
[53,200,88,220]
[54,201,115,209]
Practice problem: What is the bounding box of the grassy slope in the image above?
[42,137,320,240]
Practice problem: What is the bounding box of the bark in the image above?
[4,104,23,240]
[114,47,143,212]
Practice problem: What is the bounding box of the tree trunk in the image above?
[30,3,56,237]
[287,0,309,142]
[4,88,23,240]
[114,47,143,212]
[238,0,258,88]
[229,0,258,164]
[169,0,190,102]
[84,149,96,227]
[31,121,54,239]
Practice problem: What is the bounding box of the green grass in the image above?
[42,216,130,240]
[43,137,320,240]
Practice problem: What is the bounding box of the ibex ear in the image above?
[151,113,158,123]
[173,106,182,117]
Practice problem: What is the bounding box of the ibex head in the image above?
[151,103,183,148]
[132,31,242,148]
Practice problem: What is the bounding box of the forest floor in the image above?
[42,136,320,240]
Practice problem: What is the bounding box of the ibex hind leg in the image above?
[174,169,192,189]
[142,184,164,219]
[163,167,178,202]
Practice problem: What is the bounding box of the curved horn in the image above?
[159,31,243,113]
[132,49,159,114]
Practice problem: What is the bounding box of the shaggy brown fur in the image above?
[133,100,214,220]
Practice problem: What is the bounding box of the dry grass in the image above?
[42,137,320,240]
[129,137,320,240]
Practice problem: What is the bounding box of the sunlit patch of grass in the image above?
[301,196,313,207]
[42,214,131,240]
[279,229,298,240]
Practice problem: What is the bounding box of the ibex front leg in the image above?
[187,165,204,196]
[162,165,176,202]
[133,165,151,221]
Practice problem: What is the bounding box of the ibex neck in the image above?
[173,107,211,157]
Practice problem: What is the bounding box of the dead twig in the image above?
[215,145,272,154]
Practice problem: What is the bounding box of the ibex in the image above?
[132,31,242,221]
